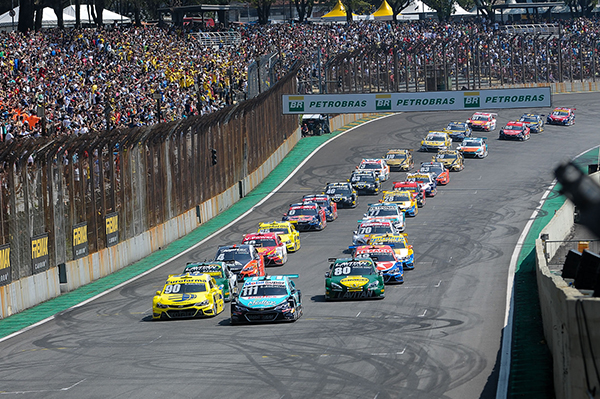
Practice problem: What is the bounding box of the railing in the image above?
[542,239,600,267]
[501,23,560,36]
[191,31,241,47]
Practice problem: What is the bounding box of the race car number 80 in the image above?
[333,266,351,275]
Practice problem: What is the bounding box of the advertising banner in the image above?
[31,233,49,274]
[106,212,119,247]
[0,244,10,286]
[282,88,552,114]
[72,222,89,260]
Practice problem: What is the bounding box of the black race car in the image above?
[349,170,380,195]
[324,182,358,208]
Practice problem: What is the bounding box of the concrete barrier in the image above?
[499,81,600,94]
[536,173,600,399]
[0,113,375,319]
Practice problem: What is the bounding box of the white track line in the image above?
[496,143,600,398]
[0,113,397,344]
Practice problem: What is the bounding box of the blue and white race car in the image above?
[230,275,302,324]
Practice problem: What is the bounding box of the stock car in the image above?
[519,113,545,133]
[384,149,414,171]
[324,258,385,300]
[183,262,237,302]
[420,131,452,152]
[354,245,404,284]
[444,121,473,141]
[242,232,288,266]
[358,159,390,181]
[282,202,327,231]
[434,150,465,171]
[214,244,266,282]
[362,203,406,232]
[546,107,575,126]
[393,181,426,208]
[368,233,415,270]
[499,121,531,141]
[457,137,489,158]
[324,182,358,208]
[349,170,381,195]
[351,220,400,249]
[419,161,450,185]
[467,112,497,131]
[406,173,437,197]
[258,221,301,252]
[302,194,338,222]
[381,190,418,217]
[230,275,302,324]
[152,272,225,320]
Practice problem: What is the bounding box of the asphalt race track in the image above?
[1,92,598,399]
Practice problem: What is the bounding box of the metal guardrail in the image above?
[501,23,560,36]
[191,31,241,47]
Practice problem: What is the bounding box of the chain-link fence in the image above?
[0,68,299,286]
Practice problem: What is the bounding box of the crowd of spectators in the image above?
[1,17,599,141]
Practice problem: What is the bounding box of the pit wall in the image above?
[536,173,600,399]
[0,113,375,319]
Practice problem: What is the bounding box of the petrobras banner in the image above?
[282,88,551,114]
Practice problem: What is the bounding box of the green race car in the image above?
[324,258,385,300]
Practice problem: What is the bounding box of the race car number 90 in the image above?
[164,284,182,294]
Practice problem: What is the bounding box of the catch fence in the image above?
[0,69,298,284]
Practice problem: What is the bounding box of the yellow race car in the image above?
[258,221,301,252]
[434,150,464,171]
[380,190,418,217]
[368,233,415,270]
[420,131,452,152]
[152,273,225,320]
[384,149,414,171]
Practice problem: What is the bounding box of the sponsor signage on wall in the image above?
[282,88,552,114]
[106,212,119,247]
[31,233,49,274]
[0,244,10,286]
[72,222,89,260]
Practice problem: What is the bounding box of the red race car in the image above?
[546,107,575,126]
[467,112,497,131]
[419,162,450,185]
[499,121,531,141]
[282,203,327,231]
[393,181,426,208]
[242,232,288,266]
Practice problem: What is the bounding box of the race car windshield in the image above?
[462,140,480,147]
[553,110,568,116]
[427,135,446,142]
[471,115,489,121]
[244,238,277,247]
[358,225,394,235]
[357,252,395,262]
[386,153,406,160]
[504,125,523,131]
[240,284,288,297]
[352,174,375,182]
[326,187,350,195]
[520,116,538,122]
[260,227,288,235]
[409,177,430,183]
[360,163,380,170]
[446,124,464,131]
[372,240,407,249]
[420,165,444,174]
[215,248,252,263]
[184,265,224,277]
[331,263,375,276]
[436,153,457,159]
[367,207,399,217]
[162,283,207,294]
[384,194,411,202]
[287,208,318,216]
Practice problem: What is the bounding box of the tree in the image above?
[251,0,275,23]
[565,0,598,17]
[17,0,35,32]
[387,0,411,22]
[342,0,371,22]
[294,0,314,21]
[427,0,454,20]
[472,0,500,20]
